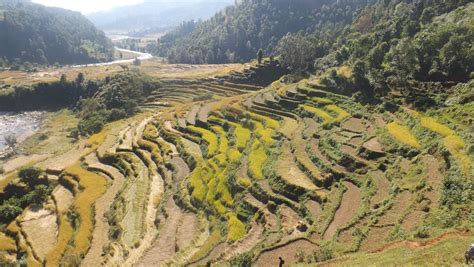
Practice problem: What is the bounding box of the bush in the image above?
[0,204,22,222]
[18,167,43,185]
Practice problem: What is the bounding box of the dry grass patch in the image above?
[0,233,16,252]
[386,122,421,148]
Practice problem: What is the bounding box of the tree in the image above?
[133,58,141,66]
[18,167,42,185]
[386,38,420,86]
[257,49,264,64]
[276,33,317,73]
[60,74,68,84]
[76,72,85,85]
[0,205,22,223]
[4,135,17,151]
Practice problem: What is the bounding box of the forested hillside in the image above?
[154,0,376,64]
[156,0,473,85]
[0,0,113,67]
[87,0,233,35]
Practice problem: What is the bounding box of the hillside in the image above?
[0,0,472,266]
[0,0,113,66]
[155,0,375,64]
[87,0,233,34]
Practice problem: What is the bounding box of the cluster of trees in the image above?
[0,167,52,224]
[76,71,160,135]
[155,0,374,64]
[0,70,160,135]
[307,0,473,96]
[0,0,113,66]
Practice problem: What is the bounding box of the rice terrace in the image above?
[0,0,473,266]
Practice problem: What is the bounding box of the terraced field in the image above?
[0,61,472,266]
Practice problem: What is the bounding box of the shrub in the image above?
[0,204,22,222]
[18,167,43,185]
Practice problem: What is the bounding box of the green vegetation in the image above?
[386,122,421,148]
[0,0,113,66]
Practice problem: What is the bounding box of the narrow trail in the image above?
[81,153,125,267]
[370,231,471,253]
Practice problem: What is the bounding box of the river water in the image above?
[0,111,45,152]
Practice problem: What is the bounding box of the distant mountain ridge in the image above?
[0,0,113,66]
[87,0,233,34]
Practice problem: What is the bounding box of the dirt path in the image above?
[255,239,319,266]
[81,153,125,267]
[324,182,361,240]
[370,231,472,253]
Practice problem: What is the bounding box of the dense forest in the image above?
[153,0,376,64]
[0,0,113,67]
[155,0,473,86]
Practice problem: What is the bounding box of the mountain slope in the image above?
[0,0,113,65]
[154,0,375,64]
[87,0,233,34]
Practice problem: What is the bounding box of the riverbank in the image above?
[0,111,46,157]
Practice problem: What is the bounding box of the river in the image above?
[72,47,153,68]
[0,112,45,154]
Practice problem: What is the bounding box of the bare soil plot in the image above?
[324,182,361,240]
[360,226,393,251]
[369,170,390,206]
[186,105,201,125]
[342,118,366,133]
[279,117,299,139]
[52,185,74,213]
[305,200,322,222]
[1,154,49,173]
[176,213,199,250]
[197,102,216,123]
[137,197,183,266]
[362,137,384,154]
[377,191,412,225]
[255,239,319,266]
[277,141,319,191]
[401,210,425,232]
[280,205,301,232]
[20,209,58,261]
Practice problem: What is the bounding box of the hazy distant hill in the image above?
[0,0,113,66]
[87,0,233,34]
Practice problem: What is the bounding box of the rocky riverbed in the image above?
[0,111,45,156]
